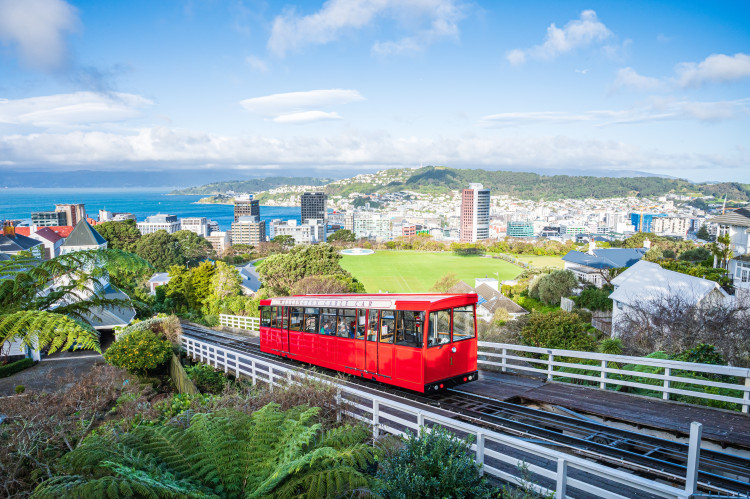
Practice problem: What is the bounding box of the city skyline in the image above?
[0,1,749,182]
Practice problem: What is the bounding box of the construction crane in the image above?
[636,205,659,232]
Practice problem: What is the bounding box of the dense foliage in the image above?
[103,328,173,374]
[184,363,229,394]
[520,310,598,352]
[94,219,141,252]
[0,357,34,378]
[376,426,494,499]
[528,269,578,305]
[327,229,357,242]
[574,285,614,311]
[135,230,185,271]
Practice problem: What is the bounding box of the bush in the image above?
[520,310,598,351]
[185,363,229,394]
[15,384,25,394]
[103,329,173,374]
[532,269,578,305]
[574,285,613,311]
[376,425,494,499]
[0,357,34,378]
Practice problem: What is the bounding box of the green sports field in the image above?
[514,254,565,269]
[340,251,523,293]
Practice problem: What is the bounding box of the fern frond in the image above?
[0,310,100,354]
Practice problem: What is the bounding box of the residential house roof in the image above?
[16,226,75,238]
[475,283,528,315]
[0,233,43,253]
[82,283,136,329]
[709,208,750,227]
[563,248,647,270]
[148,272,171,284]
[609,260,728,308]
[33,227,63,243]
[237,262,262,293]
[62,219,107,248]
[447,281,475,294]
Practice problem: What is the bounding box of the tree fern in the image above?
[0,310,100,354]
[32,404,376,499]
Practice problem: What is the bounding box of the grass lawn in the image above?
[514,254,565,269]
[340,251,523,293]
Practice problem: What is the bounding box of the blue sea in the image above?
[0,188,300,231]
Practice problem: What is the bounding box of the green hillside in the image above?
[170,176,332,195]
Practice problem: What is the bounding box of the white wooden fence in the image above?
[182,335,698,499]
[219,314,259,332]
[479,342,750,413]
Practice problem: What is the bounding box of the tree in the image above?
[34,404,376,498]
[135,230,184,272]
[272,234,296,251]
[328,229,356,243]
[189,260,217,310]
[430,272,459,293]
[290,275,361,295]
[531,269,578,305]
[174,229,214,266]
[210,261,243,300]
[94,220,141,252]
[678,247,712,263]
[696,224,711,240]
[710,233,733,270]
[520,310,597,351]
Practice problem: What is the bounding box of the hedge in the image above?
[0,358,35,378]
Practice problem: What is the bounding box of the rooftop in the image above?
[563,248,647,270]
[62,219,107,248]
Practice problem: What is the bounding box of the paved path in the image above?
[0,349,105,397]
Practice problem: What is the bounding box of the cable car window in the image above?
[379,310,395,344]
[319,308,337,335]
[452,305,476,341]
[270,306,278,328]
[356,309,367,340]
[289,307,304,332]
[337,309,356,338]
[395,311,423,348]
[427,310,451,347]
[279,307,288,330]
[366,310,378,341]
[303,308,319,334]
[261,307,271,328]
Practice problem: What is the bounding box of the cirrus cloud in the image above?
[240,88,364,124]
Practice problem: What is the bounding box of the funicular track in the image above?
[180,322,750,496]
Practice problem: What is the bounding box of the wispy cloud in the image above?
[267,0,465,57]
[507,10,613,65]
[240,89,364,124]
[676,53,750,87]
[0,92,153,127]
[0,0,80,71]
[245,55,269,73]
[480,98,750,128]
[612,67,664,91]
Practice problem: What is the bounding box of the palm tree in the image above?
[0,249,150,356]
[710,233,733,270]
[31,404,376,498]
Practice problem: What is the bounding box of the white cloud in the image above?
[676,53,750,87]
[245,55,269,72]
[0,0,79,71]
[507,10,613,65]
[0,92,153,127]
[268,0,464,57]
[240,89,364,123]
[479,98,750,128]
[612,67,663,91]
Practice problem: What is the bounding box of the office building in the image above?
[31,211,67,227]
[231,217,266,245]
[301,192,327,224]
[206,231,231,255]
[273,219,326,245]
[137,214,181,234]
[459,183,490,243]
[181,217,209,237]
[353,212,391,241]
[234,194,260,222]
[54,204,86,227]
[507,221,534,238]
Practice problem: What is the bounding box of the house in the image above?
[447,279,528,322]
[59,219,108,254]
[563,244,647,287]
[237,262,262,295]
[0,228,44,258]
[29,227,64,259]
[708,207,750,301]
[148,272,171,295]
[609,260,730,337]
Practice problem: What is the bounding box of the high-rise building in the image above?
[231,217,266,245]
[54,204,86,227]
[301,192,327,224]
[31,211,67,227]
[234,194,260,222]
[459,183,490,243]
[181,217,209,237]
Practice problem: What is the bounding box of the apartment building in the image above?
[54,204,86,226]
[137,214,181,234]
[459,183,490,243]
[181,217,209,237]
[231,217,266,245]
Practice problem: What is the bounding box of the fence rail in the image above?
[479,342,750,413]
[219,314,259,332]
[182,334,698,499]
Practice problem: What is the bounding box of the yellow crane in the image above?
[636,205,659,232]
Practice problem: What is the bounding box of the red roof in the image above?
[44,226,74,238]
[34,227,63,243]
[13,227,31,236]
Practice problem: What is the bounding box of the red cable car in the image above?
[258,293,479,392]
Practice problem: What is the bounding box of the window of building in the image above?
[261,307,271,328]
[395,311,423,348]
[427,310,451,347]
[379,310,395,344]
[319,308,337,335]
[289,307,304,332]
[452,306,475,341]
[303,308,319,334]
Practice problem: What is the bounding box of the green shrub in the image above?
[0,358,34,378]
[15,384,25,394]
[157,392,210,419]
[376,425,494,499]
[185,363,229,394]
[574,285,613,311]
[103,329,173,374]
[520,310,597,351]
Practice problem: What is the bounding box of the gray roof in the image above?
[475,283,528,315]
[62,219,107,248]
[562,248,647,270]
[83,284,136,329]
[148,272,171,284]
[237,263,261,293]
[447,281,475,294]
[0,233,43,253]
[708,208,750,227]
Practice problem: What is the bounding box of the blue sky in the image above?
[0,0,749,182]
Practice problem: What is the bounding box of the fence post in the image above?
[251,360,256,385]
[663,367,671,401]
[743,377,750,414]
[547,352,554,381]
[556,458,568,498]
[336,388,342,423]
[501,347,507,373]
[685,422,703,496]
[476,431,485,476]
[223,350,228,373]
[235,354,240,378]
[600,360,607,390]
[373,401,380,438]
[417,411,425,433]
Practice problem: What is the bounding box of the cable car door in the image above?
[354,309,367,373]
[364,310,378,377]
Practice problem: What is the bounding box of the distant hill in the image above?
[169,176,332,195]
